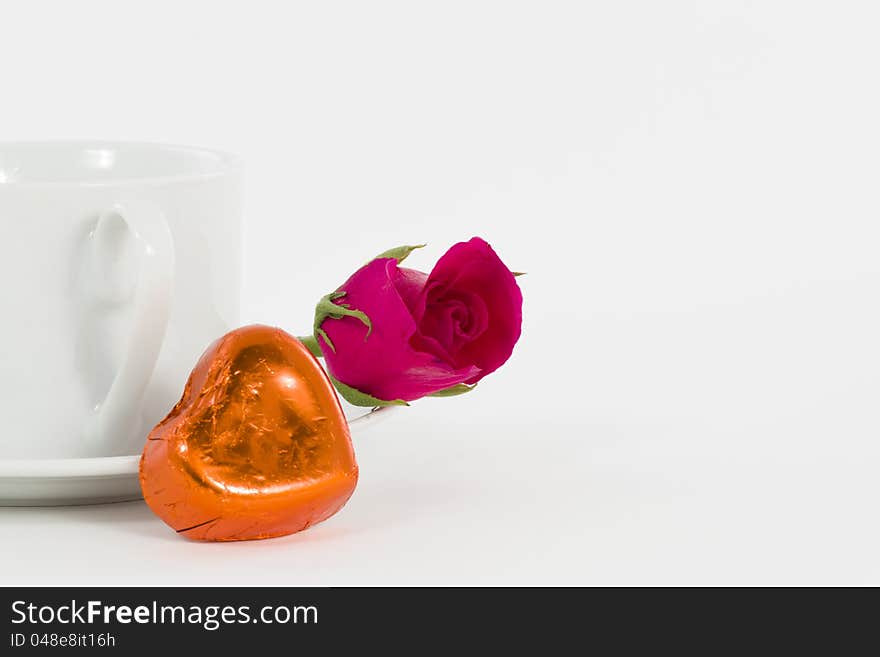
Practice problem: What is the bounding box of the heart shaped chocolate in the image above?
[140,325,358,541]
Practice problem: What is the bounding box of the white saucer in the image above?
[0,405,397,506]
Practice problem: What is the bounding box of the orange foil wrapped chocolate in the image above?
[140,325,358,541]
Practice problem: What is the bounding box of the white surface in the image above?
[0,142,241,459]
[2,1,880,585]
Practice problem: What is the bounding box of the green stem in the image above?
[298,335,322,358]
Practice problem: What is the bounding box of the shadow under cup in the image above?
[0,141,242,460]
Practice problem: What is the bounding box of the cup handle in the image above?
[83,201,174,452]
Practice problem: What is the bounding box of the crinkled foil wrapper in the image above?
[140,325,358,541]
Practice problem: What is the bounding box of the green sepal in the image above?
[297,335,322,358]
[428,383,478,397]
[329,375,409,408]
[511,271,527,277]
[373,244,426,264]
[313,291,372,353]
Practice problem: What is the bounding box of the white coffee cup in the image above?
[0,141,241,460]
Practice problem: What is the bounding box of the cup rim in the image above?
[0,140,243,188]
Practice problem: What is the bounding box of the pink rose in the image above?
[312,237,523,405]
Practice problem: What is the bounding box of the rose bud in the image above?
[306,237,523,405]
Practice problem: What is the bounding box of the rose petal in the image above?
[320,258,479,401]
[419,237,522,383]
[391,266,428,316]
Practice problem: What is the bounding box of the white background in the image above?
[2,0,880,585]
